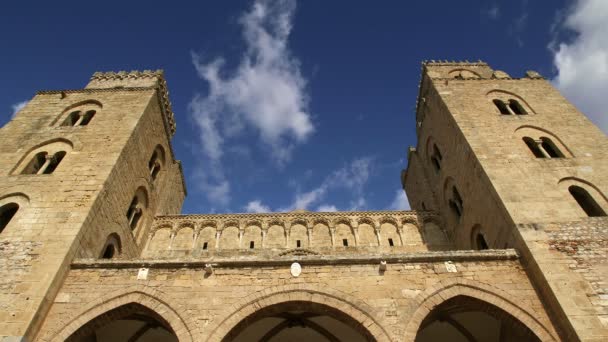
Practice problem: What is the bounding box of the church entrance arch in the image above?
[414,295,541,341]
[224,301,374,341]
[65,303,178,342]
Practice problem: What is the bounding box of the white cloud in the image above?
[190,0,313,164]
[552,0,608,133]
[483,4,500,20]
[189,0,313,205]
[316,204,338,212]
[280,157,372,211]
[388,189,410,211]
[245,200,272,213]
[11,100,28,117]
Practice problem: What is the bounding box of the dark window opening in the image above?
[249,241,255,249]
[493,99,511,115]
[508,99,527,115]
[449,186,463,219]
[430,144,443,172]
[388,238,394,247]
[476,234,489,250]
[540,137,564,158]
[127,197,142,231]
[523,137,546,158]
[342,238,348,247]
[203,242,208,250]
[22,152,48,174]
[421,202,427,210]
[43,151,66,174]
[0,203,19,233]
[62,111,81,126]
[296,239,301,248]
[80,110,96,125]
[148,150,162,181]
[102,244,115,259]
[569,186,607,217]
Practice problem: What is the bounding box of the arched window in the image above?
[508,99,527,115]
[431,144,442,172]
[100,234,121,259]
[448,186,463,219]
[62,110,96,126]
[569,186,607,217]
[493,99,511,115]
[475,233,489,250]
[21,151,66,174]
[126,188,148,232]
[0,203,19,233]
[540,137,564,158]
[522,137,546,158]
[148,145,165,182]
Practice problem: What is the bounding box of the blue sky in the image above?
[1,0,606,214]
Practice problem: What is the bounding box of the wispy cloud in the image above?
[244,157,373,213]
[244,200,272,213]
[482,4,500,20]
[189,0,313,206]
[551,0,608,133]
[317,204,338,212]
[507,0,529,46]
[388,189,410,210]
[11,100,28,117]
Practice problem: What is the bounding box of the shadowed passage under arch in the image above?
[416,295,540,342]
[224,301,375,342]
[66,303,178,342]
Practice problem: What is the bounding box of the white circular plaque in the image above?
[290,262,302,277]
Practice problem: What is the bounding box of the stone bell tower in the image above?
[0,70,186,341]
[402,61,608,341]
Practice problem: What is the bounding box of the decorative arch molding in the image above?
[51,99,103,126]
[0,192,30,206]
[48,285,195,342]
[557,176,608,202]
[514,125,574,157]
[205,283,393,342]
[10,138,76,175]
[402,278,557,341]
[486,89,536,114]
[448,68,482,79]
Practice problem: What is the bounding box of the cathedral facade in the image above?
[0,62,606,341]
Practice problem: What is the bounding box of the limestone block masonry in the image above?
[0,63,605,341]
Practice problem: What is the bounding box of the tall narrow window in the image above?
[79,110,96,125]
[101,244,115,259]
[522,137,546,158]
[430,144,443,172]
[508,99,527,115]
[475,233,489,250]
[0,203,19,233]
[43,151,66,174]
[100,234,121,259]
[540,137,564,158]
[61,111,80,126]
[21,152,48,174]
[493,99,511,115]
[448,186,463,219]
[148,151,161,181]
[126,197,143,230]
[568,186,607,217]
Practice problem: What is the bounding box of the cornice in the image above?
[71,249,519,269]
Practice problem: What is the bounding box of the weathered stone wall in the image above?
[35,251,558,342]
[0,73,185,340]
[404,61,608,341]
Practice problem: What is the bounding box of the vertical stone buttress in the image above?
[403,61,608,341]
[0,70,185,341]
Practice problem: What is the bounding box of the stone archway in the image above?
[49,286,194,342]
[402,279,557,341]
[205,284,392,342]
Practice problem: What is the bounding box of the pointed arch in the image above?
[403,279,556,341]
[514,125,573,157]
[205,284,392,342]
[51,99,103,126]
[50,286,194,342]
[487,89,535,115]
